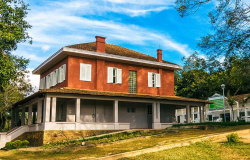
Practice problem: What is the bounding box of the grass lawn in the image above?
[0,125,249,160]
[120,141,250,160]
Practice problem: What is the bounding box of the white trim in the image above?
[33,47,182,74]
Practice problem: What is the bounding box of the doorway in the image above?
[147,105,152,129]
[177,116,180,123]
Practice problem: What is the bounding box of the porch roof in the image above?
[13,88,213,107]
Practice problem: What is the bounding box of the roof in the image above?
[233,93,250,103]
[13,88,212,107]
[66,42,179,66]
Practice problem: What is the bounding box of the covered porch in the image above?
[11,89,209,131]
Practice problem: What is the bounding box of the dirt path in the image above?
[92,129,250,160]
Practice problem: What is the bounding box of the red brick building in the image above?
[0,36,211,147]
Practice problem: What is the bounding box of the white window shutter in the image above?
[40,78,44,89]
[117,69,122,84]
[86,64,91,81]
[62,64,66,81]
[50,72,53,87]
[156,73,161,87]
[80,63,85,81]
[148,72,152,87]
[46,75,50,89]
[58,67,61,83]
[107,67,113,83]
[55,69,58,84]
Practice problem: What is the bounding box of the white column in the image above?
[21,106,25,125]
[37,100,42,123]
[192,107,194,122]
[28,105,32,125]
[198,107,200,122]
[186,105,191,123]
[245,108,247,122]
[51,97,57,122]
[76,98,80,122]
[152,102,161,129]
[43,95,51,122]
[200,106,204,122]
[230,109,232,122]
[113,100,119,129]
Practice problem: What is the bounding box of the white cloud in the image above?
[12,50,46,62]
[17,0,192,64]
[42,45,50,51]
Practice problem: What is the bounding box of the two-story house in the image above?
[0,36,212,147]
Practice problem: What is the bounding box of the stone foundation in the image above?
[14,130,119,146]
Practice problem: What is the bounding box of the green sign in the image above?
[209,98,224,110]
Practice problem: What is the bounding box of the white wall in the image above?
[118,101,148,129]
[80,99,113,123]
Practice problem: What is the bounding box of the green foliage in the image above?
[227,133,240,143]
[5,140,29,149]
[172,121,250,127]
[0,0,32,53]
[175,52,250,100]
[22,140,29,147]
[175,0,250,59]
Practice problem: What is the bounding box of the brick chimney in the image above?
[157,49,162,62]
[95,36,106,53]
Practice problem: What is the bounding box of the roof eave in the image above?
[33,47,183,74]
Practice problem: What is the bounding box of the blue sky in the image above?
[15,0,214,89]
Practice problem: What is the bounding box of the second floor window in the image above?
[108,67,122,84]
[80,63,92,81]
[148,72,161,88]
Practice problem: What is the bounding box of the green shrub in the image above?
[22,140,29,147]
[12,140,22,149]
[5,142,13,149]
[227,133,240,143]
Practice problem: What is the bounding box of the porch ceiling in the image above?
[13,88,213,107]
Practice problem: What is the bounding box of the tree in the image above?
[0,0,33,130]
[175,0,250,59]
[175,52,250,100]
[0,0,32,54]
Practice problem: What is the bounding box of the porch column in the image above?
[113,100,119,129]
[76,98,80,122]
[28,105,32,125]
[43,95,51,122]
[199,106,204,122]
[245,108,247,122]
[230,109,232,121]
[186,105,191,123]
[51,97,57,122]
[152,102,161,129]
[21,106,25,125]
[37,100,42,123]
[192,107,194,122]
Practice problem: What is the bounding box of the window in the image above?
[148,105,152,114]
[113,68,117,83]
[240,112,245,117]
[107,67,122,84]
[44,64,66,89]
[194,114,198,119]
[40,77,45,89]
[148,72,161,87]
[248,111,250,116]
[58,64,66,83]
[46,74,51,89]
[129,71,137,93]
[127,108,135,113]
[80,63,91,81]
